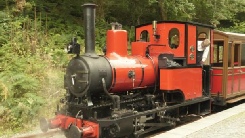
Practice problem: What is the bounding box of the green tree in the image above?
[191,0,245,26]
[149,0,195,21]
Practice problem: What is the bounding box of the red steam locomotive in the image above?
[39,3,245,138]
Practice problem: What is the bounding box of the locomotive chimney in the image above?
[82,3,97,56]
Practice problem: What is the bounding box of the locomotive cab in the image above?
[134,21,213,101]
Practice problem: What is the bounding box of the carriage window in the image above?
[228,43,232,67]
[168,28,179,49]
[140,30,149,42]
[234,44,240,66]
[213,41,224,67]
[242,44,245,66]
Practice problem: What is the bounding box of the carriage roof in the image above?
[214,30,245,43]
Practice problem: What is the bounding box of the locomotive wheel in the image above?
[64,124,82,138]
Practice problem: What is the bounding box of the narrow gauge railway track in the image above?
[12,129,63,138]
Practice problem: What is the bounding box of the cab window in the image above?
[140,30,149,42]
[168,28,179,49]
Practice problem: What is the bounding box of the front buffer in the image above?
[40,115,99,138]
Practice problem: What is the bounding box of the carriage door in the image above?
[241,44,245,92]
[234,43,242,93]
[230,42,241,94]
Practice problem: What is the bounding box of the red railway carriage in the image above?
[211,30,245,105]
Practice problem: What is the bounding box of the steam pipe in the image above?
[102,78,120,110]
[82,3,97,56]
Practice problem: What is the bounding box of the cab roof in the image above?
[135,21,215,29]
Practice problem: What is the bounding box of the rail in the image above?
[12,129,62,138]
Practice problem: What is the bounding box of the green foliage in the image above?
[0,45,46,133]
[0,1,68,135]
[219,21,245,33]
[0,93,44,128]
[191,0,245,26]
[0,68,45,133]
[156,0,195,21]
[0,72,38,98]
[95,19,110,49]
[0,0,245,136]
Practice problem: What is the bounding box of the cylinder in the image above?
[82,3,96,55]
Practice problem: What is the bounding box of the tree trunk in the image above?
[158,0,168,20]
[95,0,105,19]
